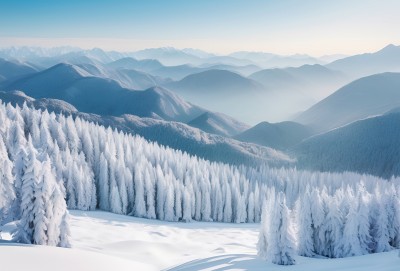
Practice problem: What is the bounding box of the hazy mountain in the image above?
[234,121,313,150]
[263,54,323,68]
[3,63,204,122]
[295,72,400,132]
[130,47,201,66]
[229,51,276,63]
[76,62,170,90]
[229,51,323,68]
[187,111,250,137]
[107,57,164,73]
[167,69,265,96]
[152,63,261,81]
[198,63,262,76]
[318,54,348,63]
[0,90,292,167]
[165,69,269,123]
[249,68,306,90]
[181,48,216,58]
[113,69,171,90]
[200,55,256,67]
[249,64,349,100]
[0,58,39,82]
[292,111,400,178]
[150,64,204,81]
[0,46,81,59]
[327,44,400,78]
[0,47,126,69]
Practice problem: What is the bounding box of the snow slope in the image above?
[295,72,400,132]
[0,242,155,271]
[2,210,398,271]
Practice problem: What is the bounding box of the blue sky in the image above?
[0,0,399,55]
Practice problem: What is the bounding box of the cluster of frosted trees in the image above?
[0,101,399,256]
[258,182,400,265]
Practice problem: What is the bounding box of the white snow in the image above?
[2,210,398,271]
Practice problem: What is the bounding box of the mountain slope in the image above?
[187,111,250,137]
[3,63,204,122]
[234,121,313,150]
[292,111,400,178]
[229,51,323,68]
[168,69,265,95]
[107,57,164,73]
[294,72,400,132]
[165,69,269,123]
[151,64,204,81]
[131,47,201,66]
[327,44,400,78]
[0,58,38,82]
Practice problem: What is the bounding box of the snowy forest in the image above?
[0,101,399,260]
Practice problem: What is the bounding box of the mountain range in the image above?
[2,44,400,177]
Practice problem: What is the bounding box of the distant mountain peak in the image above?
[378,44,399,54]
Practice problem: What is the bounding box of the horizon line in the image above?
[0,37,397,58]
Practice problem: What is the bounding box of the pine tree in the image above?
[0,134,15,224]
[295,186,315,257]
[259,191,296,265]
[14,137,40,244]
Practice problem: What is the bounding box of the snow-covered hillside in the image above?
[1,211,399,271]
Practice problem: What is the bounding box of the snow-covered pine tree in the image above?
[0,134,15,225]
[295,185,315,257]
[257,191,274,260]
[14,137,40,244]
[258,191,296,265]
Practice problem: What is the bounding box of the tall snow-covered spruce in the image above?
[13,137,70,247]
[258,191,296,265]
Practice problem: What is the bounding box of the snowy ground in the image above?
[1,210,399,271]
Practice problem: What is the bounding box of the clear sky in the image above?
[0,0,399,56]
